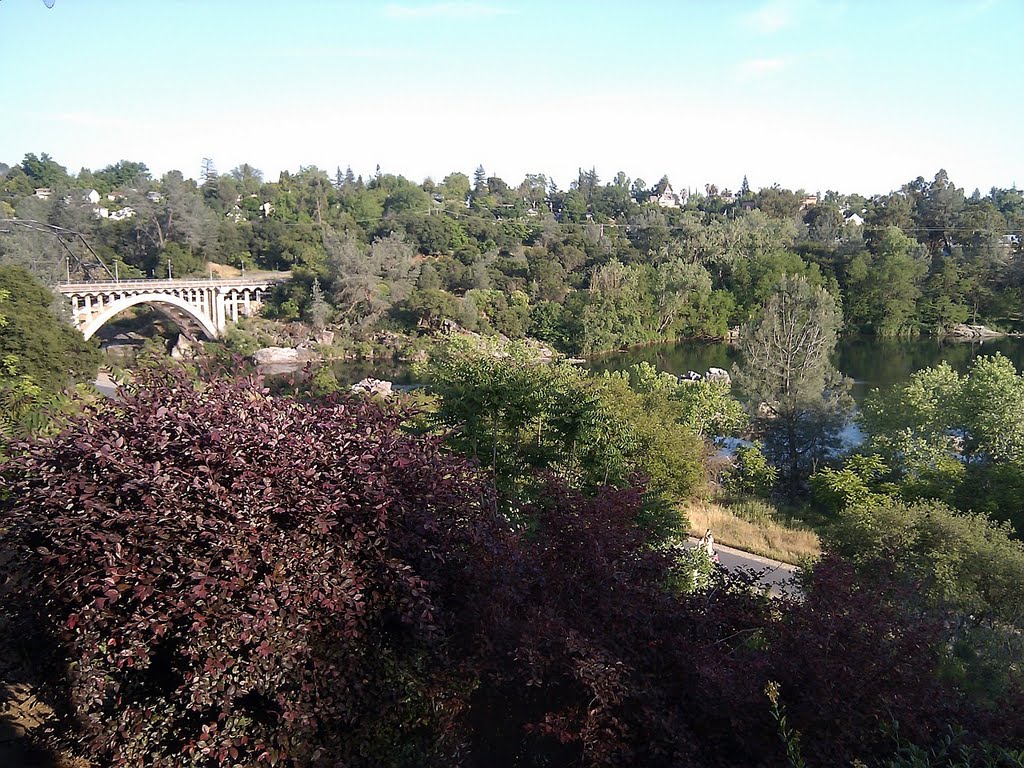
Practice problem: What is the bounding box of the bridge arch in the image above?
[80,292,220,341]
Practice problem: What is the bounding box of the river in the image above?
[585,336,1024,401]
[258,336,1024,402]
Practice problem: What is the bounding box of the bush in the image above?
[826,497,1024,627]
[1,365,507,766]
[724,443,778,498]
[419,339,705,521]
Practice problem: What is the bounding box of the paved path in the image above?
[688,538,801,595]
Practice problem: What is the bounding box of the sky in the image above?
[0,0,1021,196]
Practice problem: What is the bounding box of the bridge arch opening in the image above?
[80,293,220,341]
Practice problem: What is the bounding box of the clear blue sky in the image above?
[1,0,1020,195]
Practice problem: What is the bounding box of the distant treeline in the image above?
[2,154,1022,353]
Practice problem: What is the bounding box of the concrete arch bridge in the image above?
[56,275,290,340]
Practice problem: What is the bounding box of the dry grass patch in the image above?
[206,261,242,278]
[685,499,821,565]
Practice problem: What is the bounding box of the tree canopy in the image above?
[0,265,99,393]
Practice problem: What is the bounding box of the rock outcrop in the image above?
[171,334,202,360]
[252,347,321,366]
[350,377,393,398]
[706,367,732,385]
[948,323,1003,339]
[679,368,732,386]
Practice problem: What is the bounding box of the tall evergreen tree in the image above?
[735,275,852,498]
[473,165,487,195]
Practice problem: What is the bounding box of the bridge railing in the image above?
[56,273,291,292]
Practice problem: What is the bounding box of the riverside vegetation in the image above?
[2,156,1024,766]
[2,155,1023,357]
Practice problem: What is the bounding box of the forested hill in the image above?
[2,154,1022,354]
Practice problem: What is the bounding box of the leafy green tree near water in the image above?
[417,339,707,522]
[858,353,1024,534]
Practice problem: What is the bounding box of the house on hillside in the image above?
[800,194,819,210]
[34,187,53,200]
[84,189,101,205]
[650,183,689,208]
[999,234,1020,254]
[845,213,865,226]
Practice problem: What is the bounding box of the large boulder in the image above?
[252,347,321,366]
[171,334,202,361]
[350,377,393,399]
[706,367,732,385]
[948,323,1003,339]
[313,330,335,347]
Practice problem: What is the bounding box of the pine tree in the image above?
[200,157,217,186]
[308,277,331,331]
[741,175,751,196]
[473,165,487,195]
[735,275,852,499]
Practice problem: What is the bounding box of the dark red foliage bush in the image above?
[2,365,1020,767]
[1,366,511,766]
[679,557,959,765]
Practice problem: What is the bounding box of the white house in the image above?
[650,183,688,208]
[84,189,101,205]
[34,187,53,200]
[845,213,865,226]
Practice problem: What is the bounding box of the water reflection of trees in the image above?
[591,336,1024,400]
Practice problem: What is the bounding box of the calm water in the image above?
[264,337,1024,401]
[587,336,1024,401]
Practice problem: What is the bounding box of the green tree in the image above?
[735,275,852,498]
[0,265,99,394]
[472,165,487,196]
[307,277,331,330]
[845,227,928,335]
[93,160,151,192]
[20,152,70,189]
[610,361,745,438]
[828,497,1024,626]
[418,339,704,517]
[439,172,470,203]
[326,229,418,329]
[859,354,1024,533]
